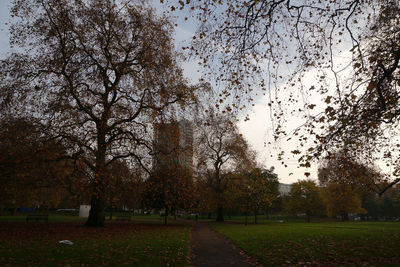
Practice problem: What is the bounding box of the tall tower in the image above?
[153,120,193,171]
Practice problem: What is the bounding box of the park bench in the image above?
[26,214,49,222]
[116,214,131,222]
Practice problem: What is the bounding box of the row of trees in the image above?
[0,117,144,215]
[285,179,365,223]
[284,150,400,222]
[2,0,400,226]
[0,0,205,226]
[285,178,400,223]
[175,0,400,194]
[2,113,399,223]
[0,107,280,224]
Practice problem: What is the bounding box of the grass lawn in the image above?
[0,213,169,223]
[221,215,308,224]
[0,214,87,222]
[212,221,400,266]
[0,218,191,266]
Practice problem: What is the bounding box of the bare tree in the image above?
[195,107,250,221]
[170,0,400,192]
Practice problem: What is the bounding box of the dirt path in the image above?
[190,222,257,267]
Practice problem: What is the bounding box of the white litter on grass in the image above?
[59,240,74,245]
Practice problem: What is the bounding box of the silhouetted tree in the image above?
[0,0,200,226]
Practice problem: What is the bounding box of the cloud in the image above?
[238,95,320,184]
[237,63,347,184]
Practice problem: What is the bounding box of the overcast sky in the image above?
[0,0,11,59]
[0,0,322,184]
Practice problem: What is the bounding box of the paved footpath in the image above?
[190,222,257,267]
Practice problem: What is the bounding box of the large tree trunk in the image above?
[12,206,17,216]
[215,165,224,222]
[85,128,107,227]
[254,209,258,224]
[109,206,113,220]
[216,205,224,221]
[164,207,168,225]
[306,213,311,223]
[85,193,105,226]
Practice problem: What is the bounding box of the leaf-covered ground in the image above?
[212,221,400,266]
[0,221,190,266]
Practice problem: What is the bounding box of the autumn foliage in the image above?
[0,117,75,213]
[0,0,200,226]
[287,180,326,222]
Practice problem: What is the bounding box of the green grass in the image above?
[212,221,400,266]
[0,213,168,223]
[221,214,307,224]
[0,214,87,222]
[0,218,191,266]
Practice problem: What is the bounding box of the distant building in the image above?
[153,120,193,171]
[279,183,291,196]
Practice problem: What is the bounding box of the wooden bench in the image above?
[26,214,49,222]
[116,214,131,221]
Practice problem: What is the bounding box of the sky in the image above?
[0,1,11,59]
[161,2,323,184]
[0,0,325,184]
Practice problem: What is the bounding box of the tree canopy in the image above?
[287,179,326,222]
[166,0,400,190]
[318,150,384,194]
[324,182,366,221]
[195,107,251,221]
[244,167,279,224]
[0,117,71,212]
[0,0,200,226]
